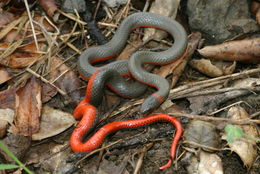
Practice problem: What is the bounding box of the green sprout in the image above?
[225,124,260,143]
[0,141,33,174]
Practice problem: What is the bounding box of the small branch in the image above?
[168,112,260,125]
[26,68,67,96]
[24,0,39,50]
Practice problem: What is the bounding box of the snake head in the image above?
[140,94,163,114]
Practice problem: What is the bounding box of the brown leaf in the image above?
[251,1,260,25]
[4,15,54,43]
[117,39,142,60]
[0,67,12,84]
[0,0,11,8]
[0,15,24,40]
[32,105,75,140]
[0,42,44,68]
[0,88,15,109]
[225,107,259,167]
[39,0,58,17]
[143,0,180,41]
[257,8,260,25]
[14,76,42,136]
[42,56,84,104]
[198,38,260,63]
[0,134,31,162]
[157,32,202,87]
[0,11,14,26]
[32,16,55,32]
[0,108,14,138]
[184,120,220,151]
[189,58,236,77]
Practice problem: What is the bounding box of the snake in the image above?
[70,12,187,170]
[70,71,183,170]
[78,12,187,112]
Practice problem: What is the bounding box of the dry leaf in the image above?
[0,134,31,162]
[184,120,220,151]
[157,32,201,87]
[32,16,55,32]
[251,1,260,25]
[0,11,14,26]
[225,107,259,167]
[0,15,25,40]
[0,88,15,109]
[4,15,54,43]
[189,58,236,77]
[0,108,14,137]
[0,0,11,8]
[232,78,260,88]
[117,39,142,60]
[32,105,75,140]
[0,67,12,84]
[198,38,260,63]
[39,0,58,17]
[0,42,44,68]
[14,76,42,136]
[143,0,180,40]
[198,151,223,174]
[43,56,84,104]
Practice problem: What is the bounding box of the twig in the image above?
[208,101,251,115]
[169,68,260,99]
[57,9,86,25]
[24,0,39,50]
[26,68,67,96]
[93,0,102,20]
[168,112,260,125]
[75,139,123,166]
[173,87,260,100]
[133,143,153,174]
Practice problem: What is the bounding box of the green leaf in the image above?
[0,164,20,170]
[224,124,244,143]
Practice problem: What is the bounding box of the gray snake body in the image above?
[78,12,187,112]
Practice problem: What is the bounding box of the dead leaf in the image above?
[0,0,11,8]
[14,76,42,136]
[0,88,15,109]
[43,56,84,104]
[0,42,44,68]
[189,58,236,77]
[143,0,180,41]
[0,67,12,84]
[251,1,260,25]
[0,15,25,41]
[0,11,14,26]
[225,106,259,167]
[32,16,55,32]
[4,15,54,43]
[198,38,260,63]
[117,39,142,60]
[0,134,31,162]
[0,108,14,137]
[39,0,58,17]
[32,105,75,140]
[157,32,202,87]
[184,120,220,151]
[232,77,260,88]
[198,151,223,174]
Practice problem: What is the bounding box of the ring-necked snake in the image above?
[78,12,187,112]
[70,12,187,170]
